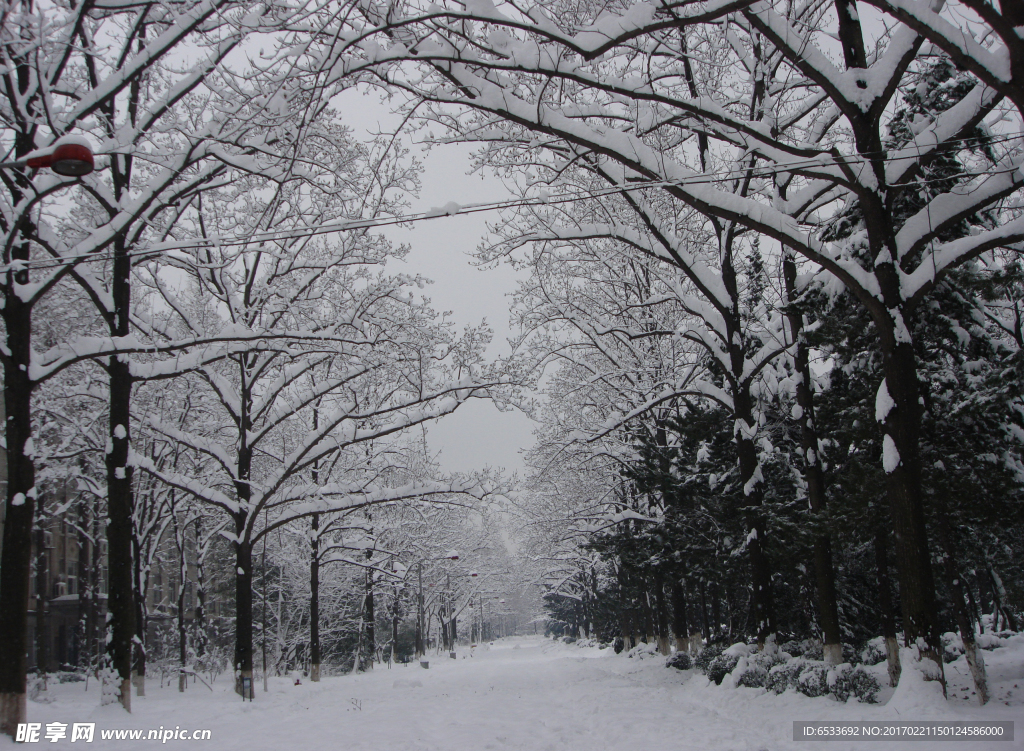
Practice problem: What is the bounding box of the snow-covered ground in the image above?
[18,636,1024,750]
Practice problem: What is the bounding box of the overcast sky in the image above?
[338,88,536,476]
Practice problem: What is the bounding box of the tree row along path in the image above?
[23,637,1023,750]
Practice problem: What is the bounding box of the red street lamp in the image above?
[0,137,94,177]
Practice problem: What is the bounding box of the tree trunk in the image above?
[784,254,843,665]
[178,577,187,693]
[415,563,425,658]
[88,503,102,673]
[722,226,774,647]
[639,585,654,644]
[988,568,1017,632]
[308,407,322,680]
[654,573,670,656]
[671,581,688,653]
[171,506,186,693]
[830,2,944,688]
[130,532,145,698]
[234,532,254,697]
[965,583,982,636]
[106,346,135,710]
[194,517,207,659]
[106,228,137,710]
[617,566,632,651]
[391,605,399,665]
[937,519,988,704]
[309,514,320,682]
[34,525,49,681]
[619,606,632,652]
[733,402,774,647]
[364,564,374,670]
[0,232,37,736]
[873,529,901,687]
[78,498,99,675]
[702,580,713,643]
[879,341,944,689]
[233,361,255,696]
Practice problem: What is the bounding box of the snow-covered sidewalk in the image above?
[16,637,1023,750]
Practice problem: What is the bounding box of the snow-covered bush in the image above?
[694,644,724,674]
[766,659,804,694]
[627,642,660,660]
[666,652,691,670]
[860,637,888,666]
[767,658,879,702]
[976,633,1006,650]
[941,632,964,663]
[796,663,830,698]
[780,639,820,660]
[705,653,740,685]
[27,675,46,702]
[732,651,785,688]
[778,639,860,664]
[828,664,880,704]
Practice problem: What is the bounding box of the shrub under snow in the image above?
[627,642,661,659]
[665,652,691,670]
[860,637,888,666]
[694,644,725,675]
[732,650,786,689]
[765,658,879,703]
[694,643,881,703]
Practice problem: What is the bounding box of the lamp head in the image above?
[51,142,94,176]
[25,141,94,176]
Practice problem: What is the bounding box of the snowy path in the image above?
[21,637,1024,751]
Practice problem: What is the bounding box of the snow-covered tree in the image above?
[310,0,1024,685]
[0,0,322,727]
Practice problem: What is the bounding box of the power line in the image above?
[9,129,1024,273]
